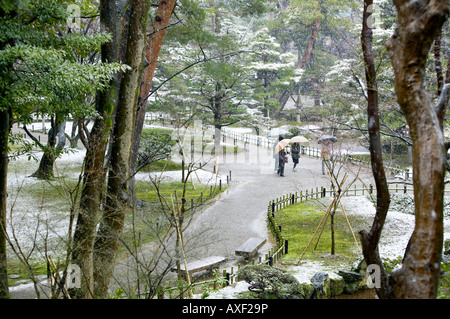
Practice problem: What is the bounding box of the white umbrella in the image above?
[290,136,309,143]
[274,139,291,154]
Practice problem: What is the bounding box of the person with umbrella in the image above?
[273,136,283,172]
[291,142,300,171]
[289,136,308,172]
[275,138,290,177]
[318,135,337,175]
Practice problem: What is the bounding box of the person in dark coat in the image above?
[273,136,283,172]
[278,147,288,177]
[291,142,300,171]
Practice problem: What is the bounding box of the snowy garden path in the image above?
[8,125,449,298]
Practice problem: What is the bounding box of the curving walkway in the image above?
[9,129,376,298]
[180,139,375,267]
[101,134,378,296]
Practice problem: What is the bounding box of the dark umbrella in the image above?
[318,135,338,144]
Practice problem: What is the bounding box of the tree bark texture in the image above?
[0,107,10,299]
[359,0,393,299]
[32,117,61,180]
[130,0,176,198]
[386,0,449,298]
[71,0,124,299]
[0,7,14,299]
[299,18,320,70]
[279,17,320,109]
[93,0,150,298]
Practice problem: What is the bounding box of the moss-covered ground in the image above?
[273,200,365,265]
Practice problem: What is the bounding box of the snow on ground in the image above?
[206,195,450,299]
[135,166,227,186]
[340,196,414,259]
[6,150,87,260]
[7,126,450,298]
[7,148,226,262]
[342,196,450,257]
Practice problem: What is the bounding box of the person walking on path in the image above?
[291,142,300,171]
[321,141,332,175]
[273,136,283,172]
[278,146,289,177]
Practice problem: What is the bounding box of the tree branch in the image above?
[22,125,45,149]
[435,83,450,115]
[138,50,248,108]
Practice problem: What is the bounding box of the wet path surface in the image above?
[9,132,375,298]
[180,141,374,268]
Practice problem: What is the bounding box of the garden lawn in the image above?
[135,180,225,204]
[274,200,364,265]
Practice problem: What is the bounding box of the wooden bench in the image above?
[171,256,226,276]
[235,237,266,259]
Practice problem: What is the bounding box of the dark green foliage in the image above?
[138,128,176,168]
[0,1,126,121]
[237,264,313,299]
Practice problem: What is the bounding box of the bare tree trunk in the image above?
[213,92,223,159]
[0,107,10,299]
[299,18,320,70]
[32,117,59,180]
[93,0,150,298]
[359,0,393,299]
[386,0,449,298]
[330,210,335,255]
[129,0,176,199]
[69,119,79,148]
[279,17,320,109]
[0,7,15,299]
[434,29,450,130]
[70,0,124,299]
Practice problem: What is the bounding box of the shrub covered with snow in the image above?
[389,193,450,218]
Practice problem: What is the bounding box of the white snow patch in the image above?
[202,281,251,299]
[135,169,227,185]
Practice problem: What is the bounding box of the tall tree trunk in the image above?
[359,0,393,299]
[0,7,15,299]
[71,0,124,299]
[0,107,10,299]
[32,117,60,180]
[69,119,79,148]
[93,0,150,298]
[386,0,449,298]
[129,0,176,199]
[57,120,66,149]
[299,18,320,70]
[434,29,450,130]
[279,17,320,109]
